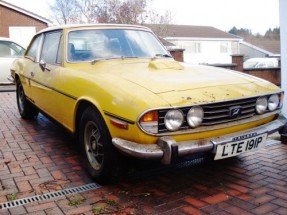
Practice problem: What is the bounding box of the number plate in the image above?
[214,133,267,160]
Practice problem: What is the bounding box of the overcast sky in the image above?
[7,0,280,34]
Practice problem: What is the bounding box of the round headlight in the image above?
[164,109,184,131]
[187,106,204,128]
[268,94,279,111]
[256,96,268,114]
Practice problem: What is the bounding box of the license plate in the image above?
[214,133,267,160]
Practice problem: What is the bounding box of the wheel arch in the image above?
[14,74,20,84]
[74,99,107,136]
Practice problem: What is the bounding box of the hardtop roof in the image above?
[37,24,151,34]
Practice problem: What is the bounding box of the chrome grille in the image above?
[158,95,276,133]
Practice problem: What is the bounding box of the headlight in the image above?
[187,106,204,128]
[268,94,279,111]
[164,109,184,131]
[256,96,268,114]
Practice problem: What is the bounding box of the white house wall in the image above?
[167,39,239,64]
[240,44,268,60]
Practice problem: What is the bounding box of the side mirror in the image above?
[39,59,50,71]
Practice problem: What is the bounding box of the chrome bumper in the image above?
[112,115,287,164]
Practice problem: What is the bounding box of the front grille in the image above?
[158,95,276,133]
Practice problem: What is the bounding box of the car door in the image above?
[30,30,63,120]
[20,34,43,102]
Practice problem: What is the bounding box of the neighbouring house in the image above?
[0,0,52,47]
[240,39,280,60]
[146,24,242,64]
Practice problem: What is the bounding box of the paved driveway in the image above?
[0,91,287,215]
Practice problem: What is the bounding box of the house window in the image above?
[220,42,229,53]
[185,42,201,53]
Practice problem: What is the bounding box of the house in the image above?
[0,0,52,46]
[240,40,280,60]
[146,24,242,64]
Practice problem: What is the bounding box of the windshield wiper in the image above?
[91,56,138,65]
[120,56,139,59]
[91,57,109,64]
[152,54,173,60]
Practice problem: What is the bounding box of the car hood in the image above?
[81,59,280,106]
[119,60,256,93]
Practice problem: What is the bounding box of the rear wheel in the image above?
[16,81,38,119]
[79,106,120,182]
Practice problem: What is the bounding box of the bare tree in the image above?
[50,0,81,24]
[94,0,147,24]
[49,0,173,26]
[145,10,173,36]
[75,0,106,23]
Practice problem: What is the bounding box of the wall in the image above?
[240,43,267,59]
[0,5,48,45]
[167,39,238,64]
[169,49,185,62]
[243,68,281,86]
[213,55,281,86]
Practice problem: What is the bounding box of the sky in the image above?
[7,0,280,35]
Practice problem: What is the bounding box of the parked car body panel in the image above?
[243,57,279,69]
[0,37,25,83]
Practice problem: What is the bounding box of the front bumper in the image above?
[112,114,287,164]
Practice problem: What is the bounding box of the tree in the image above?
[145,10,173,36]
[75,0,103,23]
[264,27,280,40]
[50,0,81,24]
[228,26,280,41]
[49,0,172,26]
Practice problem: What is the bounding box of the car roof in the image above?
[245,58,278,62]
[37,24,151,35]
[0,37,25,48]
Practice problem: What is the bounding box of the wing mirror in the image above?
[39,59,50,71]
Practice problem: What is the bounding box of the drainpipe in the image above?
[280,0,287,142]
[280,0,287,116]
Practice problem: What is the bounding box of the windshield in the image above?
[243,60,258,68]
[67,29,170,62]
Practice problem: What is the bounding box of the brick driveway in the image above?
[0,91,287,215]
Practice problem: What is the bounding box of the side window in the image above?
[0,41,24,57]
[26,35,42,61]
[41,31,62,65]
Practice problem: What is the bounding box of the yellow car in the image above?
[11,24,287,182]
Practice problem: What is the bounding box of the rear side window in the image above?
[41,31,62,65]
[26,35,42,61]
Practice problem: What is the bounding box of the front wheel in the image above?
[16,80,38,119]
[79,106,119,182]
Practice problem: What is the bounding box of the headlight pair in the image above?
[256,94,280,114]
[164,106,203,131]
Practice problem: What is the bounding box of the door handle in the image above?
[31,71,34,77]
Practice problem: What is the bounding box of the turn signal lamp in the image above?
[139,110,158,133]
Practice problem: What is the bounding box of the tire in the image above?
[16,81,38,119]
[79,106,120,183]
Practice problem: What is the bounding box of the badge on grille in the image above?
[229,106,241,118]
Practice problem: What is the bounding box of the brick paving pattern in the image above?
[0,91,287,215]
